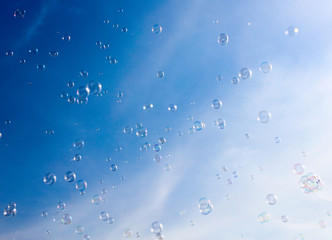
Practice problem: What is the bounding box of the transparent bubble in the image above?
[20,59,27,63]
[281,215,288,223]
[117,91,124,98]
[101,188,107,195]
[188,127,195,135]
[164,164,171,171]
[108,217,115,224]
[75,225,84,235]
[113,24,119,28]
[274,137,281,143]
[158,137,166,144]
[4,120,11,124]
[57,202,66,211]
[49,51,59,57]
[36,64,46,70]
[218,33,229,45]
[193,121,205,131]
[76,180,87,192]
[60,92,69,99]
[245,133,250,139]
[151,221,163,234]
[198,197,213,215]
[123,126,133,134]
[61,34,71,41]
[177,131,185,136]
[157,71,164,78]
[14,9,26,18]
[231,77,239,84]
[84,234,90,240]
[299,172,323,193]
[257,212,270,223]
[190,220,195,226]
[284,26,299,36]
[165,126,172,132]
[153,144,161,152]
[117,8,124,13]
[152,24,162,34]
[77,96,88,104]
[103,19,110,24]
[123,228,132,238]
[73,139,84,149]
[213,118,226,129]
[168,104,177,112]
[67,96,76,103]
[73,154,82,162]
[64,171,76,182]
[67,81,74,88]
[43,172,56,185]
[211,99,222,109]
[110,164,118,171]
[28,48,38,55]
[87,80,102,95]
[319,220,327,228]
[3,202,16,217]
[79,70,88,78]
[232,171,239,178]
[61,213,72,225]
[154,154,162,162]
[99,211,109,221]
[143,103,154,110]
[41,210,48,217]
[92,194,102,205]
[227,178,232,185]
[5,50,13,56]
[216,74,223,81]
[45,129,54,135]
[122,27,128,32]
[136,128,148,138]
[135,122,143,129]
[238,68,252,80]
[115,146,123,152]
[77,86,90,98]
[260,62,272,73]
[257,111,271,123]
[136,232,140,238]
[266,194,278,205]
[216,174,221,180]
[293,163,305,175]
[109,57,118,64]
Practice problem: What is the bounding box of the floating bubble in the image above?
[87,80,102,95]
[165,126,172,132]
[143,103,154,110]
[73,154,82,162]
[260,62,272,73]
[67,81,74,88]
[257,111,271,123]
[152,24,162,34]
[177,131,185,136]
[61,34,71,41]
[299,172,323,193]
[281,215,288,223]
[77,86,90,98]
[75,225,84,235]
[232,171,239,178]
[168,104,177,112]
[218,33,229,45]
[108,217,115,224]
[109,57,118,64]
[115,146,123,152]
[266,194,278,205]
[122,27,128,32]
[123,126,133,134]
[4,120,11,124]
[136,128,148,138]
[61,214,72,225]
[64,171,76,182]
[79,70,88,78]
[46,230,51,234]
[45,129,54,135]
[284,26,299,36]
[117,8,124,13]
[293,163,305,175]
[227,178,233,185]
[211,99,222,109]
[274,137,281,143]
[20,59,27,64]
[103,19,110,24]
[60,92,69,99]
[164,164,171,171]
[157,71,164,78]
[238,68,252,80]
[28,48,38,55]
[216,173,221,180]
[216,74,223,81]
[319,220,327,228]
[99,211,109,221]
[110,164,118,171]
[41,210,48,217]
[193,121,205,131]
[84,234,90,240]
[77,97,88,104]
[92,194,102,205]
[14,9,26,18]
[76,180,87,193]
[57,202,66,211]
[198,197,213,215]
[188,127,195,134]
[3,202,16,217]
[73,139,84,149]
[49,51,59,57]
[158,137,166,144]
[257,212,270,223]
[117,91,124,98]
[43,172,56,185]
[154,154,162,162]
[231,77,239,84]
[213,118,226,129]
[67,96,76,103]
[123,228,133,238]
[36,64,46,70]
[153,144,161,152]
[151,221,163,234]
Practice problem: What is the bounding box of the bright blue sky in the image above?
[1,0,332,239]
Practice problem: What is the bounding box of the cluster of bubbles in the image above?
[151,221,164,240]
[3,202,17,217]
[299,172,323,193]
[198,197,213,215]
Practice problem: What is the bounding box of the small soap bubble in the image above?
[152,24,162,34]
[164,164,171,171]
[57,202,66,211]
[28,48,38,55]
[14,9,26,18]
[79,70,88,78]
[113,24,119,28]
[257,212,270,223]
[45,129,54,135]
[83,234,90,240]
[153,144,161,152]
[136,128,148,138]
[177,131,185,136]
[284,26,299,36]
[158,137,166,144]
[60,92,69,99]
[218,33,229,45]
[225,194,231,200]
[293,163,305,175]
[109,57,118,64]
[115,146,123,152]
[245,133,250,139]
[151,221,163,234]
[266,194,278,205]
[124,126,133,134]
[67,81,74,88]
[238,68,252,80]
[216,173,221,180]
[92,194,102,205]
[64,171,76,182]
[43,172,56,185]
[124,228,133,238]
[136,232,140,238]
[4,120,12,124]
[77,86,90,98]
[227,178,233,185]
[73,139,84,149]
[211,99,222,109]
[87,80,102,95]
[232,171,239,178]
[168,104,177,112]
[190,220,195,226]
[46,230,51,234]
[108,217,115,224]
[61,34,71,41]
[103,19,110,24]
[41,210,48,217]
[198,197,213,215]
[143,103,154,110]
[36,64,46,70]
[117,91,124,98]
[3,202,17,217]
[75,225,84,234]
[67,96,76,103]
[257,111,271,123]
[157,71,164,78]
[99,211,109,221]
[73,154,82,162]
[106,157,112,162]
[49,51,59,57]
[76,180,87,193]
[165,126,172,132]
[281,215,288,223]
[193,121,205,131]
[260,62,272,73]
[117,8,124,13]
[299,172,323,193]
[231,77,239,84]
[154,154,162,162]
[110,164,118,171]
[319,220,327,228]
[274,137,281,143]
[216,74,223,81]
[122,27,128,32]
[20,59,27,63]
[61,214,72,225]
[213,118,226,129]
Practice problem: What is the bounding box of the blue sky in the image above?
[1,0,332,239]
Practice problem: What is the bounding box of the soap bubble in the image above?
[43,172,56,185]
[158,137,166,144]
[266,194,278,205]
[123,228,133,238]
[293,163,305,175]
[79,70,88,78]
[110,164,118,171]
[218,33,229,45]
[153,144,161,152]
[14,9,26,18]
[57,202,66,210]
[151,221,163,234]
[274,137,281,143]
[92,194,102,205]
[319,220,327,228]
[232,171,239,178]
[123,126,133,134]
[157,71,164,78]
[49,51,59,57]
[61,34,71,41]
[36,64,46,70]
[168,104,177,112]
[165,126,172,132]
[109,57,118,64]
[198,197,213,215]
[75,225,84,234]
[193,121,205,131]
[257,111,271,123]
[86,80,102,95]
[117,8,124,13]
[216,74,223,81]
[67,96,76,103]
[135,122,143,129]
[177,131,185,136]
[61,214,72,225]
[60,92,69,99]
[67,81,74,88]
[143,103,154,110]
[3,202,17,217]
[154,154,162,162]
[108,217,115,224]
[99,211,109,221]
[281,215,288,223]
[83,234,90,240]
[41,210,48,217]
[28,48,38,55]
[76,180,87,193]
[20,59,27,63]
[73,139,84,149]
[77,86,90,98]
[260,62,272,73]
[299,172,323,193]
[155,233,164,240]
[284,26,299,36]
[103,19,109,24]
[152,24,162,34]
[136,128,148,138]
[45,129,54,135]
[211,99,222,109]
[77,97,88,104]
[64,171,76,182]
[122,27,128,32]
[73,154,82,162]
[164,164,171,171]
[213,118,226,129]
[238,68,252,80]
[231,77,239,84]
[257,212,270,223]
